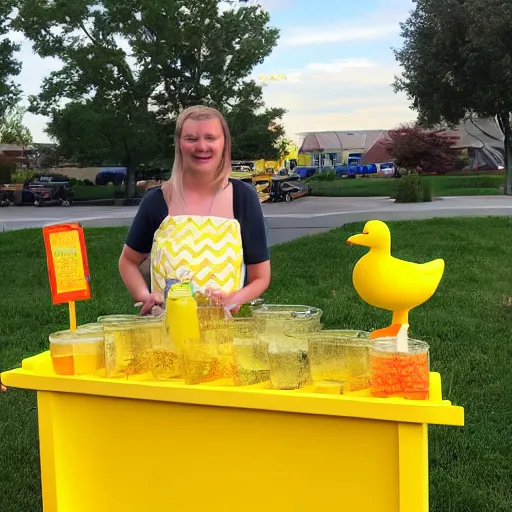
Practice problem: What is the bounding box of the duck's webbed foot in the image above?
[369,324,402,340]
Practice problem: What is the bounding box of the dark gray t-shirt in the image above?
[125,178,270,265]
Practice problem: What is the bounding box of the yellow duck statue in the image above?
[346,220,445,340]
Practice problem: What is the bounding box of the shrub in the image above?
[69,178,95,187]
[421,179,433,202]
[10,168,38,184]
[395,171,421,203]
[308,170,336,182]
[395,170,433,203]
[454,154,471,170]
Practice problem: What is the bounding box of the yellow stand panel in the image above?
[2,352,464,512]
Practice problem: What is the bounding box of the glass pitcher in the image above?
[251,305,322,390]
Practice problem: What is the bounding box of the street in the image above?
[2,195,512,246]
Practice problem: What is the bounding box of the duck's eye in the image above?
[363,231,369,234]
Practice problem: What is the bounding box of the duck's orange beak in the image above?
[346,233,368,246]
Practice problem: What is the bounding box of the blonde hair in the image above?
[163,105,232,202]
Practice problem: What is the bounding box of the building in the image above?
[298,130,386,167]
[0,143,27,164]
[300,118,506,171]
[438,117,504,170]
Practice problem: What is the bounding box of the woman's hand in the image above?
[205,288,241,313]
[137,291,164,316]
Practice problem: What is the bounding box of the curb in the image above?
[73,198,141,206]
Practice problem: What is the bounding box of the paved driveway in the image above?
[2,195,512,246]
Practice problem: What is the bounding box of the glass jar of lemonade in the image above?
[251,305,322,390]
[98,314,163,379]
[49,323,105,376]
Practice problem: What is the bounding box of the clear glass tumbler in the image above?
[369,337,430,400]
[307,330,371,393]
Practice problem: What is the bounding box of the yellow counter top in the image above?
[2,351,464,427]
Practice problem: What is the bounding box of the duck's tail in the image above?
[423,258,445,277]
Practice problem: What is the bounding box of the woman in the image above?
[119,105,271,315]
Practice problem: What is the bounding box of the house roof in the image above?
[360,133,393,164]
[298,118,504,165]
[360,118,505,165]
[436,118,504,149]
[0,144,25,152]
[299,130,385,153]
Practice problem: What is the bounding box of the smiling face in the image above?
[179,117,225,177]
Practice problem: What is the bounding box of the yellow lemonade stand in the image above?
[1,220,464,511]
[2,354,463,512]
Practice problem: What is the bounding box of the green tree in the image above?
[393,0,512,193]
[225,81,286,160]
[46,99,165,175]
[29,143,61,169]
[0,0,20,120]
[14,0,283,196]
[0,106,33,147]
[387,123,458,174]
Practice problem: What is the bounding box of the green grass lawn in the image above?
[72,174,504,202]
[2,218,512,511]
[308,173,504,197]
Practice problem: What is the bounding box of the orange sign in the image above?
[43,223,91,305]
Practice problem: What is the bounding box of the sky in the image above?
[10,0,417,144]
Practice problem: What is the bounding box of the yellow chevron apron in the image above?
[150,215,245,297]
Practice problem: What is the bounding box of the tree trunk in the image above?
[126,164,136,199]
[497,113,512,195]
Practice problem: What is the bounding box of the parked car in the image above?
[25,174,74,206]
[377,162,398,177]
[95,167,127,185]
[268,175,309,203]
[295,166,318,179]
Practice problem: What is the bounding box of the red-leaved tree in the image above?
[386,123,459,174]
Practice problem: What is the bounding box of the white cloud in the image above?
[262,0,293,8]
[282,26,399,47]
[257,58,415,142]
[218,0,291,14]
[19,54,415,144]
[306,58,375,74]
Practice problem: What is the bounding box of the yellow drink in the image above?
[51,354,74,376]
[307,330,371,393]
[251,305,322,390]
[232,318,270,386]
[182,342,234,385]
[98,315,160,379]
[151,348,181,380]
[165,285,201,354]
[49,325,104,376]
[73,353,101,375]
